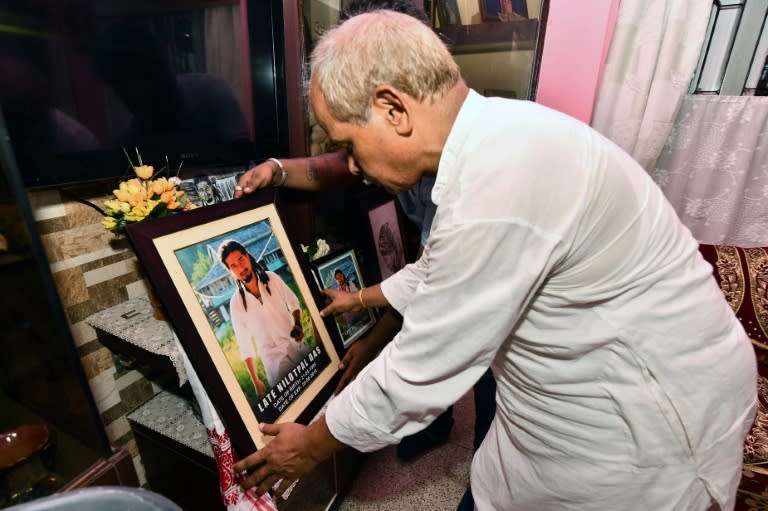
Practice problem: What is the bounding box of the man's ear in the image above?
[373,85,412,136]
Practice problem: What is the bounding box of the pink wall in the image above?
[535,0,620,124]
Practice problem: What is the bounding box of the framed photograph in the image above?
[434,0,461,27]
[360,191,408,282]
[126,190,340,456]
[312,249,376,348]
[179,169,246,208]
[479,0,528,21]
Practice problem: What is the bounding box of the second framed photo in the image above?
[479,0,529,21]
[369,199,407,279]
[312,249,376,348]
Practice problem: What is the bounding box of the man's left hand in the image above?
[233,422,318,496]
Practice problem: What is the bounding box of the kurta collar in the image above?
[432,89,486,206]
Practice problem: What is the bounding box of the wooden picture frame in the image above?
[126,190,340,456]
[479,0,528,22]
[433,0,462,27]
[312,249,377,348]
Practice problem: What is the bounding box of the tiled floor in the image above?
[334,391,475,511]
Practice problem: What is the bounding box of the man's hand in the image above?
[320,288,362,316]
[233,423,318,496]
[234,161,276,198]
[233,418,345,497]
[334,337,379,394]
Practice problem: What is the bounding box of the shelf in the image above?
[86,297,187,387]
[438,19,539,54]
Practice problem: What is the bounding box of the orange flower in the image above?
[150,178,169,196]
[159,190,175,204]
[134,165,154,180]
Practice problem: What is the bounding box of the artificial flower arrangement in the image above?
[102,149,195,236]
[301,238,331,261]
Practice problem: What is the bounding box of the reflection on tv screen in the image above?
[0,1,285,187]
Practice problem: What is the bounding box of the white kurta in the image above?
[325,91,757,510]
[230,271,306,387]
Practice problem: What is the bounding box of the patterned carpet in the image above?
[737,469,768,510]
[698,245,768,510]
[736,348,768,510]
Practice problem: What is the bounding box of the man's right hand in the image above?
[234,161,277,198]
[320,288,363,316]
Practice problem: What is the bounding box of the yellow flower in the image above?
[125,178,144,194]
[102,216,118,230]
[103,199,120,214]
[103,199,130,215]
[114,179,148,206]
[124,201,156,222]
[134,165,154,180]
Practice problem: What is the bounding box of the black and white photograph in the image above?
[367,199,407,279]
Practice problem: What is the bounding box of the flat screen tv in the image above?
[0,0,289,188]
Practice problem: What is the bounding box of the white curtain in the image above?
[651,95,768,247]
[591,0,711,171]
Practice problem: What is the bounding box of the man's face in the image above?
[310,81,414,194]
[224,250,254,284]
[197,182,213,203]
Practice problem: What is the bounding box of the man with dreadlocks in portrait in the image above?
[219,239,309,398]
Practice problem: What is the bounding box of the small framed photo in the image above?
[358,188,409,282]
[312,249,376,347]
[126,190,340,456]
[434,0,461,27]
[479,0,528,22]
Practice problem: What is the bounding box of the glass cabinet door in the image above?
[0,117,111,507]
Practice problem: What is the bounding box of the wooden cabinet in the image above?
[127,390,352,511]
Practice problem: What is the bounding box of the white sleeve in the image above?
[326,219,561,450]
[379,255,430,312]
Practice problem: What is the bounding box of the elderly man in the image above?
[234,11,756,510]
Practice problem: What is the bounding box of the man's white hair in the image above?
[309,10,461,125]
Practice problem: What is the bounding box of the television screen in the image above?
[0,0,288,188]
